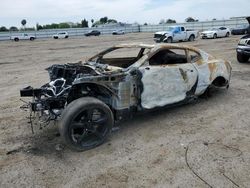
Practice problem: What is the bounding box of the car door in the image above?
[173,27,186,41]
[23,34,29,39]
[218,27,226,37]
[139,48,198,109]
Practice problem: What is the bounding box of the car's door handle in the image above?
[145,67,150,70]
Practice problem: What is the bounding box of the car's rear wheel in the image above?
[14,38,19,42]
[59,97,114,151]
[30,37,35,41]
[188,35,195,42]
[226,32,230,37]
[237,53,249,63]
[213,33,217,39]
[65,36,68,38]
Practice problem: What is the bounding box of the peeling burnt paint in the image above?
[179,68,188,82]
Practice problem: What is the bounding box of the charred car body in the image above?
[20,43,232,151]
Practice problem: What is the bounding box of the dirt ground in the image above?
[0,33,250,188]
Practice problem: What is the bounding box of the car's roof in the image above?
[113,43,200,52]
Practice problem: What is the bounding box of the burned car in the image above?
[20,43,232,151]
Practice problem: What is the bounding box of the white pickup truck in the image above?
[154,26,198,43]
[10,33,36,42]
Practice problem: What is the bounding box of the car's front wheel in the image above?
[59,97,114,151]
[213,33,217,39]
[165,37,173,43]
[237,53,249,63]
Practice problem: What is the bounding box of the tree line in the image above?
[158,17,199,25]
[0,17,118,32]
[0,17,217,32]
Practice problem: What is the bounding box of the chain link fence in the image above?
[0,18,248,41]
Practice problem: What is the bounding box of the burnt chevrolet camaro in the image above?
[20,43,232,151]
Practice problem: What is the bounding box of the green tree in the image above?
[107,19,117,23]
[50,23,59,29]
[58,23,70,28]
[166,19,176,23]
[36,23,43,30]
[100,17,108,24]
[81,19,89,27]
[0,26,8,32]
[185,17,198,22]
[9,26,18,31]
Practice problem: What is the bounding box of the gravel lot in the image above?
[0,33,250,188]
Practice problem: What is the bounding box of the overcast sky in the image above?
[1,0,249,27]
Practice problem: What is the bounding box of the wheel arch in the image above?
[67,82,118,108]
[163,36,173,42]
[211,76,228,87]
[189,34,195,38]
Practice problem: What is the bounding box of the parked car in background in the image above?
[84,30,101,36]
[53,32,69,39]
[200,27,230,39]
[231,24,250,35]
[154,26,198,43]
[20,43,231,151]
[10,33,36,42]
[112,30,125,35]
[237,34,250,63]
[231,17,250,35]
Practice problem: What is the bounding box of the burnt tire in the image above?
[59,97,114,151]
[188,35,195,41]
[237,53,249,63]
